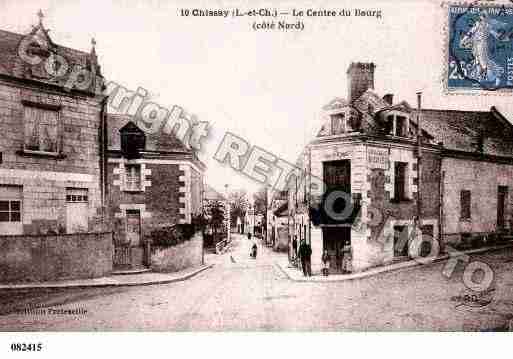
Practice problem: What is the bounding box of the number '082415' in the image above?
[10,343,43,352]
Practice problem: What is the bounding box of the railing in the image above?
[215,238,230,254]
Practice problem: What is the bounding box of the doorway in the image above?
[322,226,351,273]
[126,209,141,246]
[393,225,409,258]
[66,188,88,233]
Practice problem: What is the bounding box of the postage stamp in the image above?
[447,2,513,92]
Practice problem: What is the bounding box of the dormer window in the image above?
[385,115,394,134]
[120,121,146,159]
[395,116,406,136]
[330,113,346,135]
[384,113,409,137]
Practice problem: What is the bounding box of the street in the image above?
[1,234,512,331]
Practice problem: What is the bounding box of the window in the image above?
[0,200,21,222]
[385,115,394,134]
[330,113,345,135]
[498,186,508,228]
[395,116,406,137]
[24,105,59,153]
[66,194,88,202]
[393,162,408,201]
[125,164,142,191]
[460,190,471,220]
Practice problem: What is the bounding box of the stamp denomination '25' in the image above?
[448,4,513,92]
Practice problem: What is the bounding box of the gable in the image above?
[108,114,191,153]
[0,28,102,94]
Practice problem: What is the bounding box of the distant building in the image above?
[0,14,106,235]
[267,190,288,251]
[107,115,205,268]
[288,62,513,274]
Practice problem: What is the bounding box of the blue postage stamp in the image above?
[448,3,513,92]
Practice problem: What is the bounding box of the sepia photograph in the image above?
[0,0,512,355]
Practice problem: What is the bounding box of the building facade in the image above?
[107,115,205,268]
[288,62,513,274]
[0,16,106,236]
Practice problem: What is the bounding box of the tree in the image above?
[204,200,225,245]
[228,190,249,231]
[253,187,268,237]
[253,187,267,215]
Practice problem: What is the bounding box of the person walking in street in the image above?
[298,240,312,276]
[321,249,330,276]
[292,235,298,263]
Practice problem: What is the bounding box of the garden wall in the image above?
[0,232,113,284]
[151,231,203,272]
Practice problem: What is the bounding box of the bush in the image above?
[150,223,196,247]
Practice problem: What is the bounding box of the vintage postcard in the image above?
[0,0,512,356]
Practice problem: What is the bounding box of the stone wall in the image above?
[442,157,513,244]
[0,232,113,284]
[0,79,103,235]
[150,231,203,272]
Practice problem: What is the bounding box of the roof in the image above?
[352,90,390,115]
[0,25,102,94]
[317,89,513,157]
[107,114,191,153]
[420,107,513,157]
[204,184,225,201]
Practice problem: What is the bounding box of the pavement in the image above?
[1,234,513,330]
[0,264,213,290]
[276,242,513,282]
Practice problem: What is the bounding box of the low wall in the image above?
[151,232,203,272]
[0,232,113,284]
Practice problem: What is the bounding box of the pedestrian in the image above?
[321,249,330,276]
[298,240,312,276]
[292,235,298,261]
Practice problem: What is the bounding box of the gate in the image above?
[113,209,150,270]
[113,238,132,269]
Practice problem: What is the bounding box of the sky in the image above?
[2,0,513,196]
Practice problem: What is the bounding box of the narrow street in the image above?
[1,234,512,331]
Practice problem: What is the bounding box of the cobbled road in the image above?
[1,234,512,331]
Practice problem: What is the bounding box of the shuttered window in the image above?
[24,106,59,153]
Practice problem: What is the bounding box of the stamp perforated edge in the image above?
[440,0,513,96]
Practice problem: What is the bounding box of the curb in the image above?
[276,243,513,283]
[0,264,214,291]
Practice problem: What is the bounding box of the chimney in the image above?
[347,62,375,103]
[383,93,394,105]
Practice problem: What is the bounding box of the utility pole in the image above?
[225,184,230,242]
[416,92,423,236]
[308,146,312,246]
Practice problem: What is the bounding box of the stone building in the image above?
[267,190,288,251]
[107,114,205,268]
[0,14,106,235]
[288,62,513,274]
